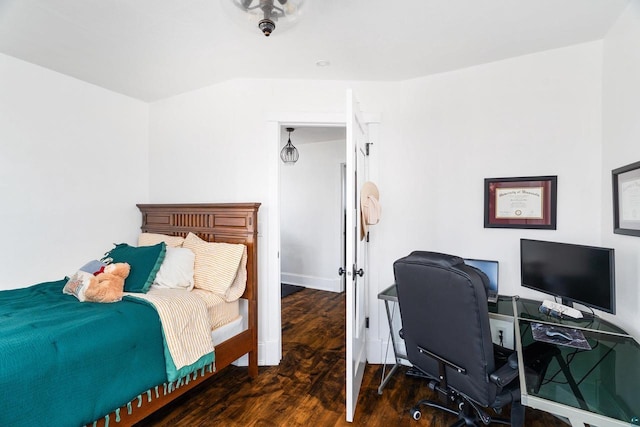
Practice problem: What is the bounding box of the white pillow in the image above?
[151,247,195,291]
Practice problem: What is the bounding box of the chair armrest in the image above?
[489,352,519,388]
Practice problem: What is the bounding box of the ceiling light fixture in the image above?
[228,0,305,37]
[280,128,299,164]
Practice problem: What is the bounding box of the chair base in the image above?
[406,367,433,380]
[409,397,512,426]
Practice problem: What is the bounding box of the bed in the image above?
[0,203,260,427]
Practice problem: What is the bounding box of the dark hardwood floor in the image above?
[137,289,568,426]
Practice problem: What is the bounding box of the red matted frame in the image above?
[484,176,557,229]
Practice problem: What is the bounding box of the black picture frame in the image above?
[612,160,640,237]
[484,176,557,229]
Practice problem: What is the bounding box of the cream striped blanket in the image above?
[127,288,215,381]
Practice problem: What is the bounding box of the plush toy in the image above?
[83,262,130,303]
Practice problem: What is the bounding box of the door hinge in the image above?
[366,317,370,328]
[365,142,373,156]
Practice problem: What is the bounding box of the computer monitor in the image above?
[464,258,499,303]
[520,239,616,314]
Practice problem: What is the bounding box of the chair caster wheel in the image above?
[409,407,421,420]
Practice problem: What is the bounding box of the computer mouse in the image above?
[545,330,572,341]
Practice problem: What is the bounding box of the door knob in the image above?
[338,267,346,276]
[354,268,364,277]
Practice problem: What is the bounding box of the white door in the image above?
[345,89,368,422]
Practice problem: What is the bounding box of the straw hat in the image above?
[360,181,381,240]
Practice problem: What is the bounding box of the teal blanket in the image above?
[0,280,167,427]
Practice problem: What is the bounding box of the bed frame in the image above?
[92,203,260,426]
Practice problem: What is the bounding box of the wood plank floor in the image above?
[137,289,568,426]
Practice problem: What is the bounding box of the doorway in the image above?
[279,125,346,293]
[266,114,347,365]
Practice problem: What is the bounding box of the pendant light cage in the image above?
[280,127,299,164]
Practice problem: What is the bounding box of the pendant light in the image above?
[280,127,299,164]
[225,0,305,37]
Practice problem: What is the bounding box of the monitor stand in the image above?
[560,299,596,320]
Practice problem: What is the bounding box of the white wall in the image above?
[280,138,345,292]
[381,41,603,299]
[601,2,640,338]
[148,41,613,364]
[0,53,149,289]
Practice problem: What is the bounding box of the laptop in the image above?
[464,258,499,303]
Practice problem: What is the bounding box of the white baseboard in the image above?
[233,339,281,367]
[281,272,343,293]
[260,339,281,365]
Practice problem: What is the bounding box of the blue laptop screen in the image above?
[463,258,499,294]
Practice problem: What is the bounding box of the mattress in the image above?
[211,298,249,366]
[191,288,240,330]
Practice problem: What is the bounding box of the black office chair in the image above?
[393,251,524,426]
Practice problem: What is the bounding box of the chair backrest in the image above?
[394,251,497,406]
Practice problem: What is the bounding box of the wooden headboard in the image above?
[137,203,260,303]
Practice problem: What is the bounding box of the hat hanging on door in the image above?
[360,181,381,240]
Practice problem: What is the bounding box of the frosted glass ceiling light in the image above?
[226,0,305,36]
[280,128,299,164]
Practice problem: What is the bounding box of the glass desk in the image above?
[376,287,640,425]
[512,297,640,427]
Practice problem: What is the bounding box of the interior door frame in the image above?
[266,109,379,365]
[267,112,346,364]
[340,161,347,294]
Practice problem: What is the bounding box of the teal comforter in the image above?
[0,279,167,427]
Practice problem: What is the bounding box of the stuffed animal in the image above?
[83,262,130,303]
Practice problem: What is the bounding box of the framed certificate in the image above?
[484,176,557,229]
[612,160,640,237]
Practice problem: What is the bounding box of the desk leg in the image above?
[555,355,589,411]
[378,299,404,394]
[568,416,587,427]
[378,361,401,395]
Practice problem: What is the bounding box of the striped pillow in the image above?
[183,232,245,295]
[223,246,247,302]
[138,233,185,248]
